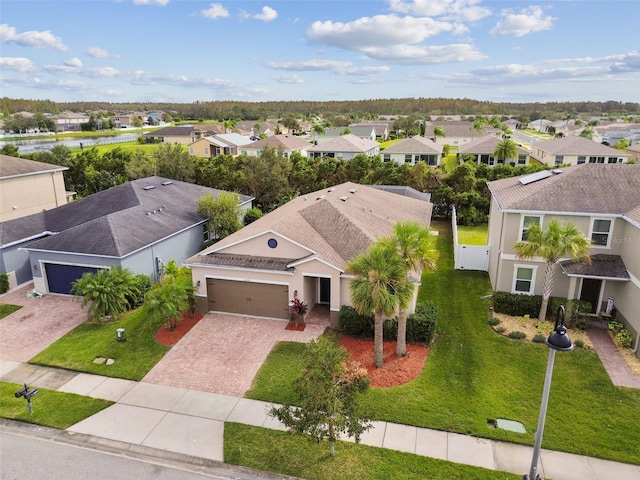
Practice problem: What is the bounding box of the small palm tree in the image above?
[470,117,486,138]
[513,219,591,322]
[493,139,519,164]
[347,242,412,367]
[433,126,446,140]
[381,222,438,356]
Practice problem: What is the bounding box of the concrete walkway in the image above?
[587,328,640,389]
[1,359,639,480]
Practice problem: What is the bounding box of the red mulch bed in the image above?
[285,321,306,331]
[155,311,204,346]
[338,337,428,388]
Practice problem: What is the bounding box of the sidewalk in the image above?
[2,359,639,480]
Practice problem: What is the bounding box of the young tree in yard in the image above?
[493,138,519,164]
[346,242,413,368]
[433,126,446,139]
[513,219,591,322]
[196,191,242,242]
[269,336,371,457]
[71,266,140,323]
[381,221,439,356]
[143,260,195,329]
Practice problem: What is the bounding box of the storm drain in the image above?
[487,418,526,433]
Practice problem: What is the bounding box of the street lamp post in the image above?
[524,305,573,480]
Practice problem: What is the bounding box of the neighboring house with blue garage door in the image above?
[0,176,253,295]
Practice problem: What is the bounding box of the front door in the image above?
[580,278,602,313]
[319,277,330,304]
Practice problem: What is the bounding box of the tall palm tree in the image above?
[433,126,446,140]
[513,219,591,322]
[312,123,325,145]
[381,221,439,356]
[493,139,519,164]
[346,242,412,368]
[470,117,486,139]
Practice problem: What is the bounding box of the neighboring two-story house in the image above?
[530,136,629,166]
[381,136,442,166]
[486,164,640,356]
[49,111,90,132]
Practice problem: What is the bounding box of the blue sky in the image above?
[1,0,638,104]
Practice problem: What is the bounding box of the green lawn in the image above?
[29,308,169,381]
[0,382,112,429]
[224,423,521,480]
[69,141,161,155]
[0,304,22,319]
[457,224,488,245]
[246,220,640,465]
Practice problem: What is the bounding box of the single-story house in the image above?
[486,164,640,356]
[0,177,253,294]
[144,125,222,145]
[240,134,312,158]
[188,134,254,158]
[381,136,442,166]
[185,182,433,326]
[626,143,640,162]
[350,122,391,141]
[316,126,377,144]
[307,134,380,160]
[424,121,503,146]
[530,136,629,166]
[458,135,529,166]
[234,121,280,137]
[1,155,71,222]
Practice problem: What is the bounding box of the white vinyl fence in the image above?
[452,206,490,271]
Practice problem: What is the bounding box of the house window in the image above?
[204,147,209,155]
[383,154,391,163]
[203,224,211,242]
[520,215,541,241]
[189,148,194,155]
[577,156,586,164]
[513,266,536,294]
[590,218,612,247]
[404,154,412,163]
[555,155,564,165]
[589,156,605,163]
[518,155,527,165]
[607,157,619,163]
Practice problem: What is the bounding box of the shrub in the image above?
[615,329,633,349]
[574,339,585,349]
[338,306,374,338]
[488,317,501,326]
[406,302,438,344]
[127,274,153,309]
[492,292,541,317]
[533,333,546,343]
[244,207,263,225]
[508,331,527,340]
[495,326,506,334]
[0,273,9,294]
[608,320,625,334]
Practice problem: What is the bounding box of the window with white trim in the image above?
[520,215,541,241]
[554,155,564,165]
[383,154,391,163]
[513,266,536,294]
[590,218,612,247]
[577,156,586,164]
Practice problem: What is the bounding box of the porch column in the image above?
[566,276,578,300]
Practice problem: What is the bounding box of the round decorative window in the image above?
[267,238,278,249]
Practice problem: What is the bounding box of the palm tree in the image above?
[470,117,486,138]
[312,123,325,145]
[579,127,594,140]
[381,221,438,356]
[346,242,412,368]
[433,126,446,140]
[513,219,591,322]
[493,139,519,164]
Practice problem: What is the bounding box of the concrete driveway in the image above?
[143,313,326,397]
[0,284,88,362]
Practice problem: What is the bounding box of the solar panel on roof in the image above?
[519,170,552,185]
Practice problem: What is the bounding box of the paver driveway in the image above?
[0,284,87,362]
[143,313,326,397]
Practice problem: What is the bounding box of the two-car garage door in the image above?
[45,264,100,295]
[206,279,289,319]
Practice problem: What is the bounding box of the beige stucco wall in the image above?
[188,139,214,158]
[218,232,311,259]
[0,171,67,221]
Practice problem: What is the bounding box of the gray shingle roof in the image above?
[487,164,640,224]
[382,136,441,154]
[0,155,67,178]
[188,182,433,272]
[243,134,311,151]
[307,134,379,153]
[533,136,627,156]
[560,254,630,279]
[2,177,253,256]
[424,121,502,138]
[458,135,527,155]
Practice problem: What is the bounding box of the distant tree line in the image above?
[10,143,548,225]
[1,97,637,124]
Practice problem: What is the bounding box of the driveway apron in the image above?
[143,313,326,397]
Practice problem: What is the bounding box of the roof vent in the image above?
[552,169,563,174]
[340,196,349,202]
[349,188,357,194]
[519,170,552,185]
[328,187,336,192]
[143,185,156,190]
[316,195,326,200]
[161,181,173,186]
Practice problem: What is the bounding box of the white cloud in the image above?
[65,57,83,68]
[0,57,35,73]
[86,46,119,58]
[133,0,169,6]
[266,59,353,72]
[363,43,486,64]
[388,0,491,22]
[272,74,304,84]
[490,6,554,37]
[254,6,278,22]
[308,15,460,51]
[0,23,69,51]
[201,3,229,19]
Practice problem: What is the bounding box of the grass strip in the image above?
[224,423,521,480]
[0,304,22,319]
[456,223,488,245]
[29,308,169,381]
[0,382,112,429]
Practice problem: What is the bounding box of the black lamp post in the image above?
[524,305,573,480]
